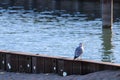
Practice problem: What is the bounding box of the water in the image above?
[0,9,120,63]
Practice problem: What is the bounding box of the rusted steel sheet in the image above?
[44,57,52,73]
[57,59,73,76]
[88,63,99,73]
[6,54,19,72]
[44,57,57,73]
[81,62,100,75]
[32,57,57,74]
[32,57,37,73]
[99,64,120,71]
[81,62,89,75]
[0,53,1,69]
[32,56,45,73]
[0,53,6,70]
[18,55,32,73]
[64,60,73,75]
[52,58,57,73]
[72,61,82,74]
[57,59,64,76]
[0,50,120,76]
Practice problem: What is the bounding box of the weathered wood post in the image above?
[102,0,113,29]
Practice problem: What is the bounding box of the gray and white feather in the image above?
[74,43,84,59]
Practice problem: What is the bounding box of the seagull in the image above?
[74,43,84,60]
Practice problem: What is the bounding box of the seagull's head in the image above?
[79,43,84,52]
[79,43,83,47]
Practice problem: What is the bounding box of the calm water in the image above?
[0,9,120,63]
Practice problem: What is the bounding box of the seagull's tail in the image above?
[73,56,77,60]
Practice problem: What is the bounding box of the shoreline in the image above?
[0,70,120,80]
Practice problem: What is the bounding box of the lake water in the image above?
[0,9,120,63]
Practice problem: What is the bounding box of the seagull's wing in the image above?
[74,47,82,59]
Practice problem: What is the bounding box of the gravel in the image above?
[0,70,120,80]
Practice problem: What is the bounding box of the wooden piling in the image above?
[102,0,113,29]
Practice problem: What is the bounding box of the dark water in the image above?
[0,0,120,63]
[0,0,120,19]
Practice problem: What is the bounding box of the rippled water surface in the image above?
[0,9,120,63]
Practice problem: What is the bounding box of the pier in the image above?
[0,50,120,76]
